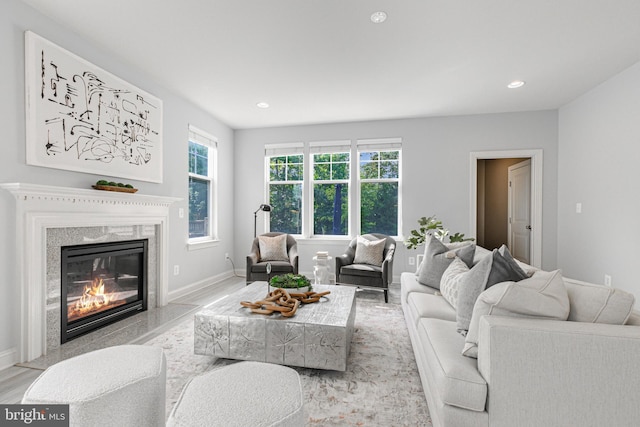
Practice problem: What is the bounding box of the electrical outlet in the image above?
[178,208,184,219]
[408,257,415,266]
[604,274,612,287]
[173,265,180,276]
[225,253,230,260]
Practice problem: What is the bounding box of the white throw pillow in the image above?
[462,269,570,358]
[440,257,470,309]
[564,280,635,324]
[353,236,386,266]
[258,234,289,262]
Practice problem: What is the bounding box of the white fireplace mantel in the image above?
[0,183,180,362]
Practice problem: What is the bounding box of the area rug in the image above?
[144,292,432,426]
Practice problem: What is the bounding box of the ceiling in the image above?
[19,0,640,130]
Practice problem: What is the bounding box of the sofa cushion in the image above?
[258,234,289,262]
[401,272,437,304]
[418,237,476,289]
[340,263,382,278]
[353,236,385,266]
[564,279,635,324]
[417,318,487,412]
[407,293,457,326]
[462,269,570,358]
[456,249,530,335]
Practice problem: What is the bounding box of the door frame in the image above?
[470,149,543,268]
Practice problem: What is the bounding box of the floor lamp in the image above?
[254,204,272,238]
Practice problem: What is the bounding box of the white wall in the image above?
[558,60,640,301]
[234,111,559,280]
[0,0,235,365]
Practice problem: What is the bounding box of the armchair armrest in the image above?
[335,253,354,271]
[381,246,395,285]
[246,252,259,278]
[288,245,299,274]
[477,315,640,427]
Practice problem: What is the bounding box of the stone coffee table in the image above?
[194,282,356,371]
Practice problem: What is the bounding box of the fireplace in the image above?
[61,240,148,343]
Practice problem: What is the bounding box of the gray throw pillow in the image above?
[258,234,289,262]
[456,248,530,335]
[353,236,386,266]
[417,237,475,289]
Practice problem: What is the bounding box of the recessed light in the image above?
[370,11,387,24]
[256,102,269,109]
[507,80,526,89]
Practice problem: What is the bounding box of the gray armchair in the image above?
[335,233,395,302]
[246,232,298,284]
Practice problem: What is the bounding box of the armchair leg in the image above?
[384,289,388,303]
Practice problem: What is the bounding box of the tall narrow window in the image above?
[266,144,304,235]
[311,141,351,236]
[188,126,217,240]
[358,139,401,236]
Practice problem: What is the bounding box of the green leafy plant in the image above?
[269,273,311,289]
[405,215,474,250]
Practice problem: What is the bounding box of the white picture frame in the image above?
[24,31,163,183]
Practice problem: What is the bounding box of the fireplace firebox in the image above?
[61,239,148,343]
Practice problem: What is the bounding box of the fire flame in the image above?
[68,278,114,321]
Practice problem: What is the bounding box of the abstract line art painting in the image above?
[25,31,163,183]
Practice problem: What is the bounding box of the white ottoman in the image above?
[167,361,304,427]
[22,345,166,427]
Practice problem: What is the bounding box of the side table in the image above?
[312,255,332,284]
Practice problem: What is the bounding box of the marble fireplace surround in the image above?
[0,183,179,362]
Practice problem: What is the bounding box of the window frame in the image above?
[188,125,218,246]
[309,141,352,238]
[265,143,305,236]
[263,138,402,239]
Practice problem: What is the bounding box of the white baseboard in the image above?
[0,347,17,371]
[168,270,237,302]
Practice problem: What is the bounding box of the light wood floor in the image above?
[0,275,246,404]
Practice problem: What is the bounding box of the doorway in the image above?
[469,150,543,268]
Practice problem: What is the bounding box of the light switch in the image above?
[575,203,582,214]
[178,208,184,218]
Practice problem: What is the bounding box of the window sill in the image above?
[187,238,220,251]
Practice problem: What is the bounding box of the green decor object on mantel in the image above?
[269,273,312,290]
[405,215,474,250]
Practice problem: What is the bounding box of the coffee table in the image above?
[194,282,356,371]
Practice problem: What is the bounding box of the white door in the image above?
[508,159,531,264]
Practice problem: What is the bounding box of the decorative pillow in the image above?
[462,269,570,358]
[258,234,289,262]
[417,237,476,289]
[497,244,530,278]
[416,237,473,276]
[456,248,530,335]
[564,280,635,324]
[353,236,386,266]
[440,257,470,309]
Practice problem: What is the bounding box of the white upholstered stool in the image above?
[22,345,166,427]
[167,361,304,427]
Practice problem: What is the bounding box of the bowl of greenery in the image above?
[269,273,312,293]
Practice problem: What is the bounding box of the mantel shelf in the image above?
[0,182,181,207]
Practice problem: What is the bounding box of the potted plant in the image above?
[269,273,312,293]
[405,215,474,250]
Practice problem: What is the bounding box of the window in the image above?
[188,126,217,240]
[311,142,351,236]
[266,144,304,234]
[263,139,401,238]
[358,139,401,236]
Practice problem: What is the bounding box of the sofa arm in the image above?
[477,316,640,427]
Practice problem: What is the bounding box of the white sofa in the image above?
[401,247,640,427]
